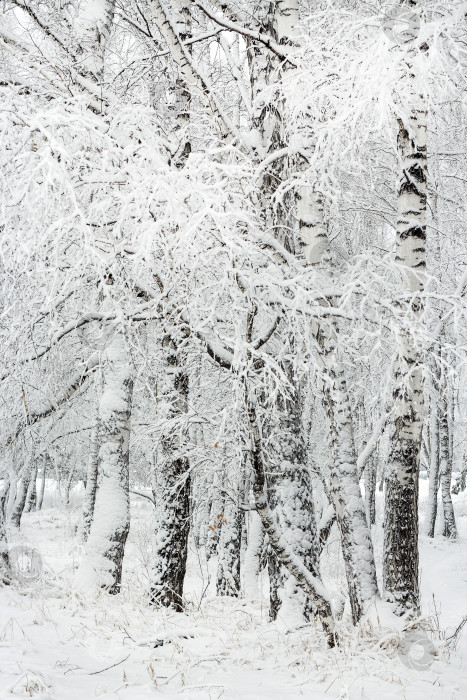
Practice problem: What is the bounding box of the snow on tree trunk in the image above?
[266,382,322,624]
[36,457,47,512]
[283,0,378,615]
[206,483,224,559]
[82,428,99,542]
[242,510,264,599]
[24,462,38,513]
[383,32,427,613]
[10,461,34,529]
[216,497,242,597]
[364,454,377,527]
[426,384,440,538]
[319,339,378,623]
[296,174,378,620]
[267,547,283,622]
[0,483,10,580]
[150,336,190,611]
[439,381,457,539]
[244,380,336,646]
[75,323,133,594]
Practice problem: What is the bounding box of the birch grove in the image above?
[1,0,467,674]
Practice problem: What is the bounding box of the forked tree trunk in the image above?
[383,26,427,613]
[275,0,378,620]
[75,324,133,593]
[319,343,378,623]
[244,378,336,646]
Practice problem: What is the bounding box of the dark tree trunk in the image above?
[365,455,377,527]
[150,337,191,611]
[0,485,10,581]
[216,498,243,597]
[426,387,440,538]
[439,384,457,539]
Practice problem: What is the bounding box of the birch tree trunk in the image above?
[36,457,47,512]
[275,0,378,622]
[383,27,427,612]
[82,427,99,542]
[207,487,223,559]
[150,335,191,611]
[319,339,378,623]
[216,497,242,597]
[243,510,264,598]
[439,379,457,539]
[364,454,377,527]
[75,323,133,593]
[0,483,10,581]
[244,380,336,646]
[426,383,440,537]
[24,462,38,513]
[10,461,34,529]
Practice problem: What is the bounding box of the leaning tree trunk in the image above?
[150,336,191,611]
[276,0,378,620]
[439,379,457,539]
[383,29,427,613]
[82,427,99,542]
[75,323,133,593]
[319,341,379,624]
[244,378,336,646]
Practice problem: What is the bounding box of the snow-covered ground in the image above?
[1,482,467,699]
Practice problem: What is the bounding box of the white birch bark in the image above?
[244,382,336,646]
[10,460,34,529]
[36,456,47,512]
[82,427,99,542]
[75,323,133,593]
[426,381,440,537]
[242,510,264,599]
[275,0,378,622]
[439,379,457,539]
[0,481,10,580]
[383,19,427,612]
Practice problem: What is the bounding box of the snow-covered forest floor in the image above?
[2,481,467,700]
